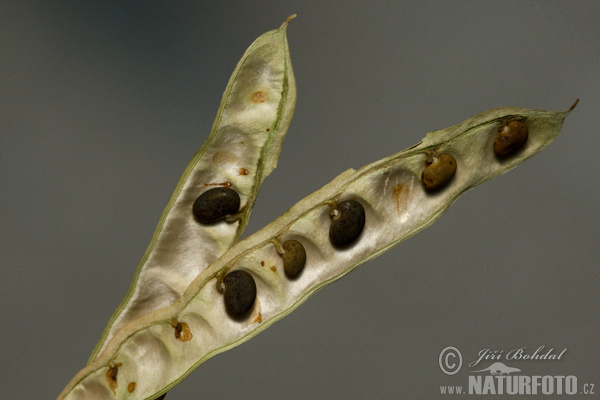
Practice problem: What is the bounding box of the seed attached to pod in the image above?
[192,187,240,223]
[223,270,257,317]
[421,153,457,192]
[174,322,193,342]
[494,120,529,156]
[329,200,366,247]
[282,240,306,279]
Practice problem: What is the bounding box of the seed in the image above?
[223,270,257,317]
[329,200,366,247]
[282,240,306,279]
[192,187,240,223]
[494,120,528,156]
[421,153,457,192]
[174,322,193,342]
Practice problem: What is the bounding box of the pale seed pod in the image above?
[58,102,575,400]
[421,153,457,192]
[87,16,297,363]
[494,120,529,156]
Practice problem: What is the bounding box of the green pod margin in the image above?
[58,102,576,400]
[88,15,297,363]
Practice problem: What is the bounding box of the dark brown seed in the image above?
[223,270,256,316]
[283,240,306,279]
[494,120,529,156]
[421,153,457,192]
[329,200,366,247]
[192,187,240,223]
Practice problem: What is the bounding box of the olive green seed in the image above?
[494,120,529,156]
[421,153,457,192]
[192,187,240,223]
[329,200,366,247]
[283,240,306,279]
[223,270,256,317]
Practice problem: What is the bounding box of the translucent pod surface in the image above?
[59,103,575,400]
[88,16,297,363]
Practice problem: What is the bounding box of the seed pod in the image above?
[192,187,240,223]
[223,270,257,316]
[421,153,457,192]
[494,120,529,156]
[87,16,297,363]
[58,107,576,400]
[282,240,306,278]
[329,200,366,247]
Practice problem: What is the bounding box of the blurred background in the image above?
[1,1,598,399]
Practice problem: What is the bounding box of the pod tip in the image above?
[281,14,297,29]
[568,98,579,112]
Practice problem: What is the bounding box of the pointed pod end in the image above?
[567,98,579,112]
[281,14,297,29]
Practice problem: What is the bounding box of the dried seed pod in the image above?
[223,270,257,316]
[329,200,366,247]
[58,105,576,400]
[421,153,457,192]
[87,16,297,363]
[494,120,529,156]
[192,187,241,223]
[282,240,306,278]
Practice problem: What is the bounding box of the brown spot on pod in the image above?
[421,153,457,192]
[329,200,366,247]
[494,120,529,157]
[193,187,240,223]
[251,90,268,103]
[252,312,263,324]
[174,322,193,342]
[223,270,257,317]
[282,240,306,279]
[239,168,249,175]
[393,184,409,216]
[127,382,136,393]
[105,363,122,394]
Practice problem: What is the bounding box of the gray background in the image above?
[1,1,598,399]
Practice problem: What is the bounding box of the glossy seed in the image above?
[421,153,457,192]
[174,322,193,342]
[192,187,240,223]
[494,120,529,156]
[329,200,366,247]
[282,240,306,279]
[223,270,256,316]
